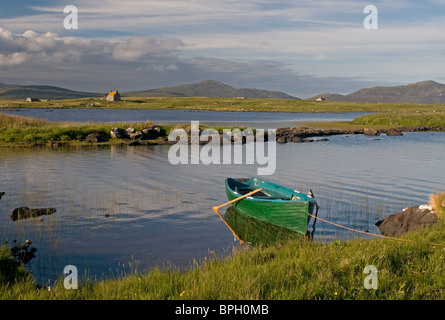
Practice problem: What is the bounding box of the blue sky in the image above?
[1,0,444,97]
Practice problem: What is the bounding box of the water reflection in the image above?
[0,108,367,129]
[0,132,445,283]
[224,206,302,246]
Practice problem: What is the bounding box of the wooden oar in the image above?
[212,188,263,244]
[212,188,263,214]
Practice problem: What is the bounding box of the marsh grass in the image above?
[352,113,445,127]
[2,218,445,299]
[0,114,115,144]
[0,114,142,145]
[3,97,445,114]
[0,112,245,146]
[430,192,445,218]
[2,172,445,300]
[2,97,445,147]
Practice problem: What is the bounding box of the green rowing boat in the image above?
[225,178,317,235]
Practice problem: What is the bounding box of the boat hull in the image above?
[225,178,316,235]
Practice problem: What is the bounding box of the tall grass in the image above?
[0,113,154,144]
[0,113,247,145]
[430,192,445,218]
[0,245,30,286]
[352,113,445,127]
[0,113,50,129]
[2,218,445,300]
[4,97,445,114]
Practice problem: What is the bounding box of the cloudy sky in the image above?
[0,0,444,98]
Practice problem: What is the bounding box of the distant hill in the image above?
[0,85,100,100]
[122,80,299,99]
[309,80,445,104]
[0,80,297,100]
[4,80,444,103]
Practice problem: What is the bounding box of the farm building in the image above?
[106,90,121,101]
[26,97,40,102]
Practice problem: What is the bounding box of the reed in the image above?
[0,113,50,129]
[2,218,445,300]
[430,192,445,218]
[351,113,445,128]
[3,97,445,114]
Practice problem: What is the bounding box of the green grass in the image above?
[0,246,31,286]
[351,113,445,127]
[3,96,445,114]
[0,113,248,146]
[3,97,445,143]
[0,113,155,146]
[2,218,445,300]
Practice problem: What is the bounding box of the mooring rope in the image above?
[307,212,445,248]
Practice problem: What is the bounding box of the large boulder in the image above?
[364,128,380,136]
[385,129,403,136]
[85,132,107,143]
[142,126,162,140]
[377,205,439,237]
[110,127,122,139]
[128,132,143,140]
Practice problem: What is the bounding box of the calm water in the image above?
[0,108,367,129]
[1,129,445,284]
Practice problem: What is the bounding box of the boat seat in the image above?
[253,195,291,200]
[237,188,295,200]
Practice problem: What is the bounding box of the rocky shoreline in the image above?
[117,124,445,146]
[3,124,445,149]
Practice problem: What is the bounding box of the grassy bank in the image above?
[2,97,445,146]
[1,218,445,300]
[0,113,168,147]
[2,96,445,114]
[0,113,247,147]
[351,112,445,128]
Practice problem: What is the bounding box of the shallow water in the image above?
[0,108,367,129]
[1,131,445,284]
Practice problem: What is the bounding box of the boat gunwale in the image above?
[225,177,313,204]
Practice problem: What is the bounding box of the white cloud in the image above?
[111,37,184,61]
[1,1,444,96]
[0,52,28,67]
[0,27,184,65]
[0,27,382,97]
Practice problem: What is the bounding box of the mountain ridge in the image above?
[0,80,298,100]
[122,80,299,99]
[0,84,101,100]
[1,79,445,103]
[309,80,445,104]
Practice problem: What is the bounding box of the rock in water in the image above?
[10,207,57,221]
[0,192,4,200]
[85,133,107,143]
[364,128,380,136]
[377,205,438,237]
[142,126,161,139]
[110,128,122,139]
[386,129,403,136]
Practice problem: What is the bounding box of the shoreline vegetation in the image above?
[1,97,445,147]
[2,97,445,300]
[1,218,445,299]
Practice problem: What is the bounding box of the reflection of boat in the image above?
[224,206,302,245]
[225,178,317,236]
